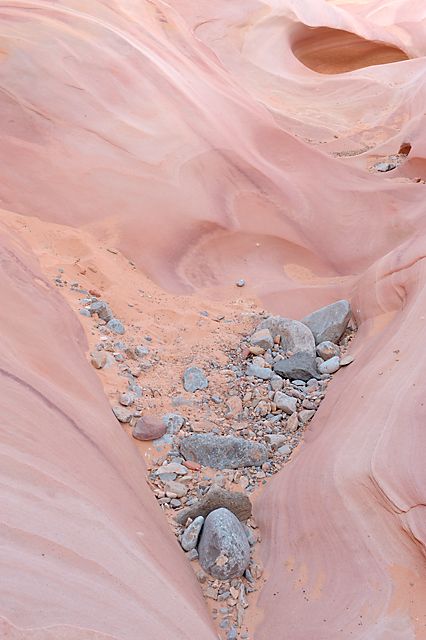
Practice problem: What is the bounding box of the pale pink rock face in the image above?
[1,0,426,638]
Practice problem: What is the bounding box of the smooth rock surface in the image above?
[0,237,216,640]
[257,316,316,356]
[133,416,167,441]
[198,508,250,580]
[318,356,340,375]
[180,434,268,469]
[301,300,351,345]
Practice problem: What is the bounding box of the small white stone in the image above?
[318,356,340,374]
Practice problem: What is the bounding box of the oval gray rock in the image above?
[318,356,340,375]
[257,316,316,356]
[181,516,204,551]
[301,300,351,345]
[180,433,268,469]
[198,508,250,580]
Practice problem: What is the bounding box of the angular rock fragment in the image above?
[180,434,268,469]
[162,413,185,434]
[165,480,188,498]
[249,328,273,351]
[301,300,351,344]
[273,391,297,414]
[273,352,320,381]
[257,316,316,356]
[175,485,252,525]
[112,406,133,423]
[90,351,106,369]
[89,300,113,322]
[198,508,250,580]
[183,366,209,392]
[266,434,287,449]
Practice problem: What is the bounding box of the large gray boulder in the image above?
[257,316,315,356]
[301,300,351,345]
[180,434,268,469]
[198,508,250,579]
[273,352,320,381]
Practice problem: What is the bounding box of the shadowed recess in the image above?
[291,26,409,74]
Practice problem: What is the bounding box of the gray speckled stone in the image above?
[198,508,250,580]
[257,316,316,356]
[181,516,205,551]
[162,413,185,434]
[89,300,113,322]
[273,352,320,381]
[180,434,268,469]
[107,318,125,335]
[316,341,340,360]
[183,366,209,392]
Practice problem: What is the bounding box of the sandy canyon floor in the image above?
[2,0,426,638]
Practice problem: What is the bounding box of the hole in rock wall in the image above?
[291,26,409,74]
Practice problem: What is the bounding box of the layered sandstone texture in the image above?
[1,0,426,638]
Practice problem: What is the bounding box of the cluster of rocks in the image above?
[372,142,411,173]
[66,279,355,640]
[54,273,161,428]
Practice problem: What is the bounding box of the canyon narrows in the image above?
[1,0,426,639]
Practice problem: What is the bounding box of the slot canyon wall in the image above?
[1,0,426,638]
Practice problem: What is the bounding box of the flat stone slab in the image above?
[175,485,252,525]
[180,434,268,469]
[273,352,320,381]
